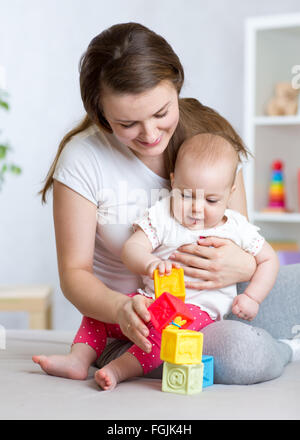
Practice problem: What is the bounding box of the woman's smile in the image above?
[136,135,162,147]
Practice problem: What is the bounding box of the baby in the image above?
[33,133,279,390]
[122,133,278,322]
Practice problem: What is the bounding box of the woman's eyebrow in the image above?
[115,101,170,123]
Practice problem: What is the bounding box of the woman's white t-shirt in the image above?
[53,125,171,293]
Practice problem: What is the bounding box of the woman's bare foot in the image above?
[32,343,97,380]
[94,351,143,391]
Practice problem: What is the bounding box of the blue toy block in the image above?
[202,355,214,388]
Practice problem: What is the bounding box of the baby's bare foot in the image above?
[94,366,118,391]
[32,354,89,380]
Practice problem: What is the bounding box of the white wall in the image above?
[1,0,300,330]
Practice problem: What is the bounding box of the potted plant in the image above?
[0,89,21,190]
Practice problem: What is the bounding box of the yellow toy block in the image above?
[160,328,203,364]
[154,267,185,302]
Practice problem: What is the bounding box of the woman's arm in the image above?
[53,180,120,322]
[53,180,151,351]
[169,169,257,289]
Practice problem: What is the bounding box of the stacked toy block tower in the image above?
[265,159,287,212]
[148,268,214,395]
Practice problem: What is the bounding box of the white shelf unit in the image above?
[243,13,300,246]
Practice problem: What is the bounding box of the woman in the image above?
[37,22,297,384]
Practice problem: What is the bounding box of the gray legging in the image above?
[96,263,300,384]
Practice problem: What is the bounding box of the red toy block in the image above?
[148,292,194,333]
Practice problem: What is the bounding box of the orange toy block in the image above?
[154,267,186,302]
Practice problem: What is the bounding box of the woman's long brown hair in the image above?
[40,23,249,203]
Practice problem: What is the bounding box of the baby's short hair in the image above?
[175,132,240,186]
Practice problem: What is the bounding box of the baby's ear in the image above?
[230,184,236,194]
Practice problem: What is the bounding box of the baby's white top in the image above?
[133,196,264,320]
[53,125,171,293]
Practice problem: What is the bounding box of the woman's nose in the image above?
[139,121,159,143]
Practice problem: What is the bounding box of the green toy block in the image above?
[162,361,203,395]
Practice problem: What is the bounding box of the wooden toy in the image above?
[162,361,204,395]
[160,327,203,364]
[154,267,185,301]
[148,292,194,333]
[266,82,299,116]
[202,355,214,388]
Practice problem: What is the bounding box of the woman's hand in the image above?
[115,294,154,353]
[169,236,256,290]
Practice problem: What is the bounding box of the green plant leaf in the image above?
[0,100,9,111]
[10,164,22,174]
[0,90,22,191]
[0,143,11,149]
[0,145,8,159]
[1,163,8,173]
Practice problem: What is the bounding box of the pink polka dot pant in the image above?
[72,292,214,375]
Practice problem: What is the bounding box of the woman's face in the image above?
[101,81,180,161]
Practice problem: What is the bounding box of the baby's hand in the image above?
[146,259,181,279]
[231,293,259,321]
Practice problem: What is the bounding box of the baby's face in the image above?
[170,160,236,230]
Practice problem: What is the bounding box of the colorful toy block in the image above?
[160,328,203,364]
[154,267,185,301]
[150,266,214,394]
[202,355,214,388]
[162,361,203,395]
[148,292,194,333]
